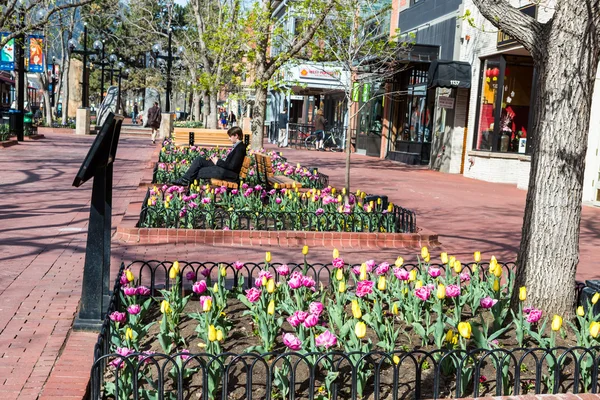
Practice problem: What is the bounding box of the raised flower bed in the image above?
[92,250,593,400]
[138,184,416,233]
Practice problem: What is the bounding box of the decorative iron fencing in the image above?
[91,261,593,400]
[137,189,416,232]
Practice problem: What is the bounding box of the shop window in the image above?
[474,55,534,153]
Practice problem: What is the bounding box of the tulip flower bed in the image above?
[138,184,415,232]
[92,250,596,400]
[154,140,327,189]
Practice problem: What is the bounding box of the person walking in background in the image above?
[219,108,228,129]
[314,109,327,151]
[132,102,139,125]
[228,111,237,127]
[277,107,288,147]
[147,101,161,145]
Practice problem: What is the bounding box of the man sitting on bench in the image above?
[172,126,247,186]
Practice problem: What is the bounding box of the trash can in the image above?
[8,109,22,136]
[24,112,33,135]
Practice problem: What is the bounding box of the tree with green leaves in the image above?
[470,0,600,317]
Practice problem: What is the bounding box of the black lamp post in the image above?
[90,40,109,104]
[108,53,118,85]
[116,63,128,114]
[47,56,56,109]
[68,23,96,108]
[14,1,26,141]
[151,28,183,112]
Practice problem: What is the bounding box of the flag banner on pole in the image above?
[352,82,360,102]
[0,33,15,71]
[361,83,371,103]
[28,35,44,73]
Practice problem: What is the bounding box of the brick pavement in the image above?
[2,133,600,399]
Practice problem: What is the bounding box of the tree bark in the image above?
[344,98,354,192]
[251,85,268,149]
[61,55,71,125]
[207,91,218,129]
[473,0,600,316]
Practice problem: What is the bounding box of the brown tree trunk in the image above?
[207,91,218,129]
[344,99,354,192]
[251,85,267,150]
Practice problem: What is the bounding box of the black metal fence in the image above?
[91,261,595,400]
[138,189,416,232]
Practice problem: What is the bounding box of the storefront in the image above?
[355,82,385,157]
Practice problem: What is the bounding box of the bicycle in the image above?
[322,128,344,151]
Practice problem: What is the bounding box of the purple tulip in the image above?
[315,208,324,216]
[233,261,244,271]
[282,333,302,351]
[460,272,471,282]
[123,287,137,296]
[303,314,319,328]
[480,296,498,309]
[185,271,196,281]
[526,309,543,323]
[127,304,141,315]
[120,273,129,285]
[136,286,151,296]
[275,198,282,204]
[301,276,316,288]
[109,311,126,323]
[192,280,207,294]
[428,267,441,278]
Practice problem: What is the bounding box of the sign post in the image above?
[72,113,123,331]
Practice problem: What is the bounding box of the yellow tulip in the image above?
[393,355,400,365]
[267,300,275,315]
[332,188,336,195]
[216,329,224,342]
[197,342,207,348]
[160,300,171,314]
[458,322,472,339]
[220,267,227,277]
[342,187,347,195]
[437,284,446,299]
[203,298,212,312]
[338,281,346,293]
[449,256,456,266]
[213,283,219,293]
[336,268,344,281]
[392,303,399,315]
[266,278,275,293]
[378,276,387,291]
[453,260,462,274]
[165,202,169,209]
[169,261,180,279]
[387,203,393,212]
[440,253,448,264]
[395,257,404,267]
[355,321,367,339]
[265,252,272,263]
[351,300,362,319]
[577,306,585,317]
[402,288,408,295]
[445,330,454,343]
[492,264,502,278]
[193,180,198,186]
[337,195,342,203]
[551,315,563,331]
[519,287,527,301]
[359,263,367,281]
[424,254,430,263]
[591,321,600,338]
[409,270,417,282]
[125,327,133,341]
[415,280,423,289]
[261,276,267,286]
[126,270,135,282]
[593,293,600,305]
[421,246,429,259]
[208,325,217,342]
[492,279,500,292]
[474,251,481,263]
[302,245,309,255]
[147,198,153,206]
[333,248,340,259]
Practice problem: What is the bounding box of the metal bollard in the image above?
[189,131,195,146]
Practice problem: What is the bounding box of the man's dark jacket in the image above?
[197,142,247,181]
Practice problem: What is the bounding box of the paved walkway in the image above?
[1,132,600,399]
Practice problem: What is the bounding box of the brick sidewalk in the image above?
[2,133,600,400]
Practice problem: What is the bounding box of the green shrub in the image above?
[174,121,203,128]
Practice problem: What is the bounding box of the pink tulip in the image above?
[414,286,431,301]
[351,266,361,275]
[303,314,319,328]
[446,285,461,298]
[315,329,337,349]
[120,273,129,285]
[245,288,262,303]
[309,302,323,317]
[199,295,213,308]
[179,349,191,361]
[288,272,303,289]
[110,347,135,368]
[287,314,301,327]
[365,260,376,272]
[301,276,316,288]
[127,304,141,315]
[394,268,410,281]
[123,287,137,296]
[356,280,374,298]
[109,311,126,323]
[526,309,543,323]
[523,306,532,314]
[428,267,441,278]
[375,262,390,275]
[233,261,244,271]
[192,281,207,294]
[460,272,471,282]
[277,264,290,276]
[282,333,302,351]
[185,271,196,281]
[480,296,498,309]
[259,270,273,281]
[332,258,345,269]
[295,311,309,323]
[136,286,151,296]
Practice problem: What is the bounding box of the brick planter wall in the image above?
[0,139,18,148]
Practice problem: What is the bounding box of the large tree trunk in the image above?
[61,56,71,125]
[344,98,354,192]
[203,91,210,128]
[251,85,268,150]
[43,90,52,126]
[207,91,218,129]
[473,0,600,317]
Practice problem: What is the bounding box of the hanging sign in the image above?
[352,82,360,102]
[0,33,15,71]
[361,83,371,103]
[28,35,44,73]
[438,96,455,109]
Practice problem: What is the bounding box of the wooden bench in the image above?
[173,128,250,147]
[254,153,303,190]
[209,156,251,189]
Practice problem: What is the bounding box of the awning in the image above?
[427,60,471,89]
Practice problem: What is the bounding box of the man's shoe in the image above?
[171,178,190,186]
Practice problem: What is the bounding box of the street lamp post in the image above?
[116,63,128,114]
[14,4,25,141]
[47,56,56,109]
[152,29,183,113]
[68,23,96,108]
[90,40,108,104]
[109,53,118,85]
